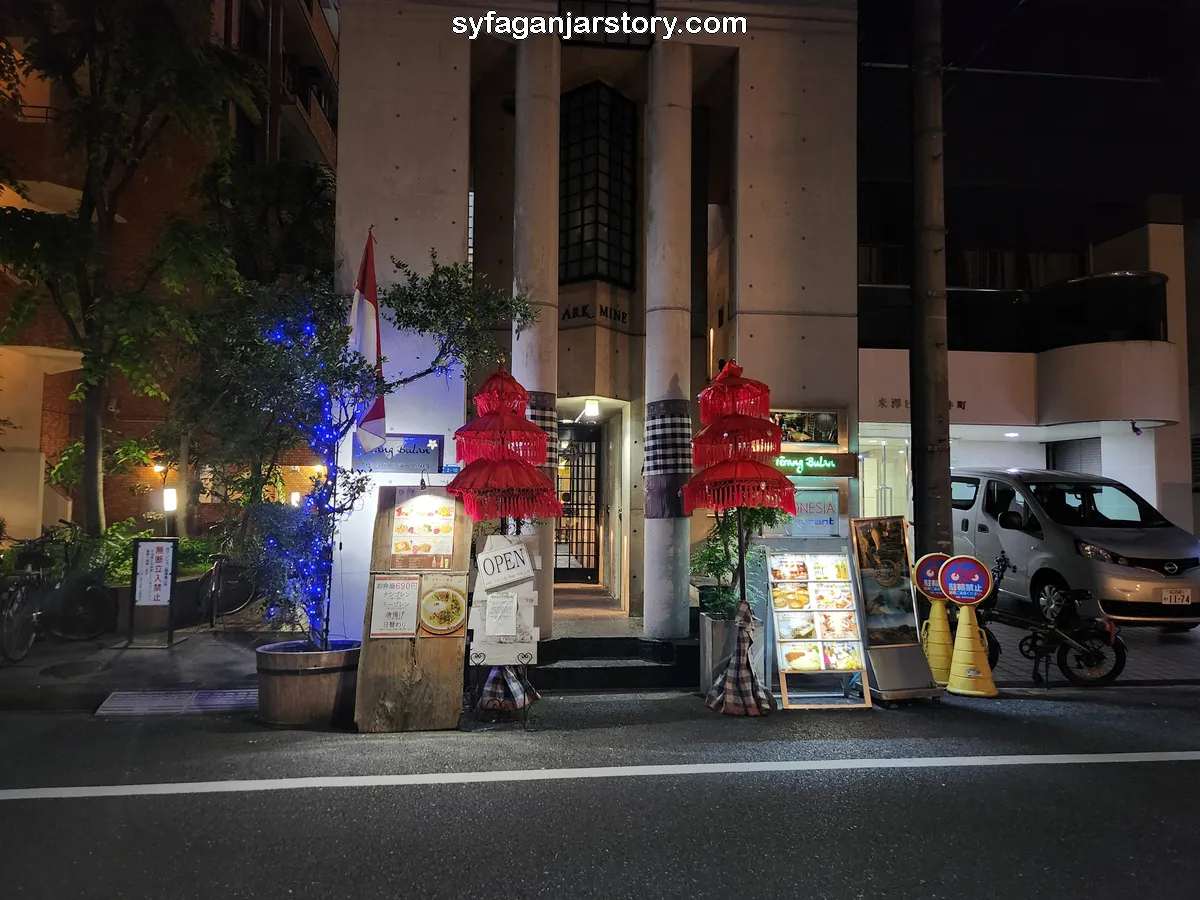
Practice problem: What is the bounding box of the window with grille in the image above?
[557,1,655,48]
[559,81,638,289]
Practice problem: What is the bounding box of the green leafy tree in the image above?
[0,1,262,535]
[381,250,537,385]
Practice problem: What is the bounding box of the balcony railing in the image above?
[858,271,1168,354]
[16,104,59,122]
[292,0,338,80]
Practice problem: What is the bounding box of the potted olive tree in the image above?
[692,507,788,691]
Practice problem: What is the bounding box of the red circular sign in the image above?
[914,553,950,600]
[937,555,993,606]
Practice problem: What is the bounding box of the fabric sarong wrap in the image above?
[706,599,775,716]
[478,665,540,712]
[643,398,693,519]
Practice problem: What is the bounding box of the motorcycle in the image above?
[949,552,1127,687]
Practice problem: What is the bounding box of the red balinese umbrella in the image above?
[697,360,771,424]
[682,458,798,517]
[473,364,530,416]
[447,457,563,521]
[686,360,794,716]
[454,411,550,466]
[691,415,784,468]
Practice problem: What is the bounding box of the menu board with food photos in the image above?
[768,549,871,709]
[391,494,456,570]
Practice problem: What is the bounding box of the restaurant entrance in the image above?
[554,423,601,584]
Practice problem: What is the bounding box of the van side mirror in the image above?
[997,511,1024,530]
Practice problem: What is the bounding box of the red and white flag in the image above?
[348,231,387,453]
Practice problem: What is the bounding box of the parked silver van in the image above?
[950,468,1200,628]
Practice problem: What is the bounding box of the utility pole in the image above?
[910,0,953,557]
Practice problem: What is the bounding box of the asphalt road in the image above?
[3,688,1200,899]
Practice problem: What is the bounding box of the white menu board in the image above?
[768,551,866,675]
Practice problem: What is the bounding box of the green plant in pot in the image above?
[692,507,790,619]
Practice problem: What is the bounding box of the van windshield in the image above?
[1028,482,1170,528]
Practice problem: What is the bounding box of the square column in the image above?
[511,34,561,637]
[642,40,693,640]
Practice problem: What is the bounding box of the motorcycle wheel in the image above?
[1056,630,1126,687]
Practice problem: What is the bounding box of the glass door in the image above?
[555,424,601,583]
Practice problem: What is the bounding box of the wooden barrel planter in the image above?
[256,640,360,728]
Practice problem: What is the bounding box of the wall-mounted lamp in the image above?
[290,492,301,507]
[153,464,165,474]
[583,399,600,418]
[314,464,327,475]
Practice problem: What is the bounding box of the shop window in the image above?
[983,481,1027,523]
[559,81,638,290]
[557,1,655,48]
[950,477,979,511]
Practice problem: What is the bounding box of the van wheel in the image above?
[1032,574,1069,622]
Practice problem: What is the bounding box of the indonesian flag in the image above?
[348,231,387,452]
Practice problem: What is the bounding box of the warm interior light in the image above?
[163,488,177,512]
[289,492,301,507]
[153,464,165,473]
[583,399,600,417]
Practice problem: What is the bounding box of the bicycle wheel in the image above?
[1,585,39,662]
[51,582,117,641]
[1056,630,1127,687]
[215,565,258,616]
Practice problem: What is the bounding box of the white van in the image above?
[950,468,1200,628]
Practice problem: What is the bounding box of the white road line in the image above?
[3,750,1200,801]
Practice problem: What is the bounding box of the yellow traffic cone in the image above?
[946,604,998,697]
[921,599,954,686]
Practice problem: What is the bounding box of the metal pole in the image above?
[736,506,747,610]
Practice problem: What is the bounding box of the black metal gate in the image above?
[554,424,601,583]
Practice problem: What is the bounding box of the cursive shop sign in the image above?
[774,452,858,478]
[353,434,445,474]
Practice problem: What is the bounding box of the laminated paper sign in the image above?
[368,575,420,638]
[135,541,174,606]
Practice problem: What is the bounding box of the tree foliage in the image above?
[691,507,791,619]
[381,250,537,385]
[0,1,264,534]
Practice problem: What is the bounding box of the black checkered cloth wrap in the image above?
[525,390,558,470]
[643,398,692,519]
[478,665,540,712]
[706,599,775,716]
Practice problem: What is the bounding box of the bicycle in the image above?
[0,521,118,662]
[196,553,258,627]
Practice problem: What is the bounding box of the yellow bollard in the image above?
[922,599,955,687]
[937,554,998,698]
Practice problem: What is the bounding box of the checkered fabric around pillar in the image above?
[525,391,559,470]
[478,665,540,712]
[706,599,775,716]
[643,398,693,519]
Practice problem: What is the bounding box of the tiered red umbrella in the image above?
[447,365,561,718]
[447,364,562,522]
[684,360,795,716]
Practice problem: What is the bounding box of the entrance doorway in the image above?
[555,423,601,583]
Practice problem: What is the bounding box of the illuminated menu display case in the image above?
[766,549,872,709]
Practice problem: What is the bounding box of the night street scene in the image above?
[4,1,1200,898]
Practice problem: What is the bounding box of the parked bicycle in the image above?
[950,551,1127,686]
[0,521,118,662]
[195,553,258,627]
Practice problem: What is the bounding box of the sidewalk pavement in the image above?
[3,617,1199,713]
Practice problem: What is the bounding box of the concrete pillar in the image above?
[511,34,560,638]
[642,40,692,640]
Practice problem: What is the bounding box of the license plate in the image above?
[1162,588,1192,606]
